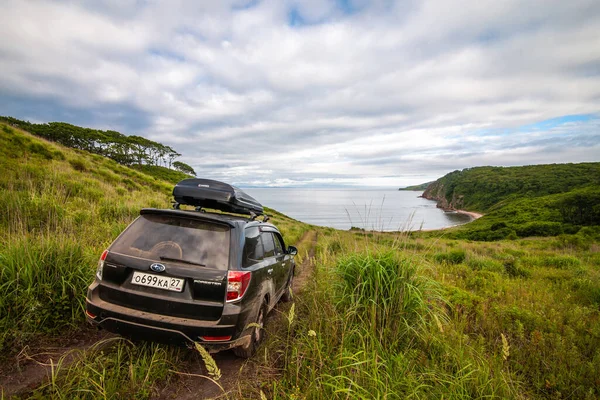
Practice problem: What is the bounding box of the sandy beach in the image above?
[456,209,484,220]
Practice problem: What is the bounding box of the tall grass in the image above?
[335,251,443,347]
[0,236,95,350]
[34,338,175,399]
[0,126,172,354]
[256,231,519,399]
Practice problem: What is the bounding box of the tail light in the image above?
[226,271,251,302]
[200,335,232,341]
[96,250,108,280]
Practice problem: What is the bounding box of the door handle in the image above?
[267,268,273,274]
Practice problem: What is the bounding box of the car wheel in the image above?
[281,275,293,302]
[233,301,266,358]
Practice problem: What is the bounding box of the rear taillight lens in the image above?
[226,271,251,302]
[200,335,232,341]
[96,250,108,280]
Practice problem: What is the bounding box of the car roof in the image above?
[139,208,279,231]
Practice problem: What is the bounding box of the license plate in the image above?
[131,271,184,292]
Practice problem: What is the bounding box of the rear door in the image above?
[260,231,286,297]
[260,231,278,288]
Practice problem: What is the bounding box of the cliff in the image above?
[422,179,464,210]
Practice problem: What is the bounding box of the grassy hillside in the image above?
[1,122,599,399]
[131,164,191,184]
[263,228,600,399]
[0,123,172,352]
[422,164,600,240]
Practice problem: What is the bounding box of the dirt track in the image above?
[0,326,112,397]
[0,230,318,399]
[152,229,318,400]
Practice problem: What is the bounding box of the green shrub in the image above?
[69,158,88,172]
[28,142,54,159]
[467,257,504,273]
[460,227,517,241]
[122,178,141,190]
[465,270,500,292]
[495,305,543,333]
[503,257,530,278]
[336,251,443,346]
[327,239,343,254]
[52,150,66,160]
[516,221,563,237]
[490,222,507,231]
[434,249,466,265]
[96,167,120,184]
[577,226,600,240]
[541,255,581,269]
[444,285,483,315]
[571,278,600,306]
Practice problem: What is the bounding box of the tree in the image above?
[173,161,196,176]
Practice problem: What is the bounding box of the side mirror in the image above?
[287,246,298,256]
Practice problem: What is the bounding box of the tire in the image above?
[280,275,293,302]
[233,301,266,358]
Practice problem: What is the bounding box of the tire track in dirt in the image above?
[0,326,113,398]
[153,229,318,400]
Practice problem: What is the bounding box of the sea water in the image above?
[244,188,471,231]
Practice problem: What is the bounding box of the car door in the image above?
[260,231,278,295]
[272,232,290,295]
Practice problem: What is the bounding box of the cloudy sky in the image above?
[1,0,599,187]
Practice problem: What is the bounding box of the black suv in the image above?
[85,179,297,357]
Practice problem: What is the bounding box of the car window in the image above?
[243,227,264,267]
[261,232,275,258]
[273,233,284,255]
[111,214,230,270]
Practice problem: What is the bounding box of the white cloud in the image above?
[0,0,599,187]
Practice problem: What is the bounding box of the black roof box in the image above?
[173,178,263,216]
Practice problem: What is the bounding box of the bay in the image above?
[244,188,472,231]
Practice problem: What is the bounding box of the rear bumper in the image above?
[86,312,251,352]
[86,286,255,352]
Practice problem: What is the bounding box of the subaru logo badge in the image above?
[150,263,166,273]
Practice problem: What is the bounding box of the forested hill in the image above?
[0,116,196,177]
[399,181,433,191]
[423,163,600,211]
[422,163,600,240]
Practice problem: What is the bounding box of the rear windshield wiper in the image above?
[159,257,206,267]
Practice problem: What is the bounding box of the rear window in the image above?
[111,214,230,270]
[242,227,264,267]
[262,232,275,258]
